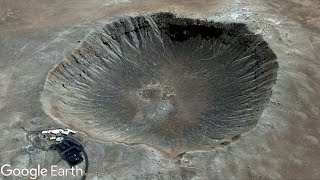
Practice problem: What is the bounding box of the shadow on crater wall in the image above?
[41,12,278,156]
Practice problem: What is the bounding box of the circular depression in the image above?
[41,12,278,155]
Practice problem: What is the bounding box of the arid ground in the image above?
[0,0,319,179]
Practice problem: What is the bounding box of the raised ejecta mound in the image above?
[41,12,278,156]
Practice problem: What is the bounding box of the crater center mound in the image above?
[41,12,278,155]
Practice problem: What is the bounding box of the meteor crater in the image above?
[41,12,278,155]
